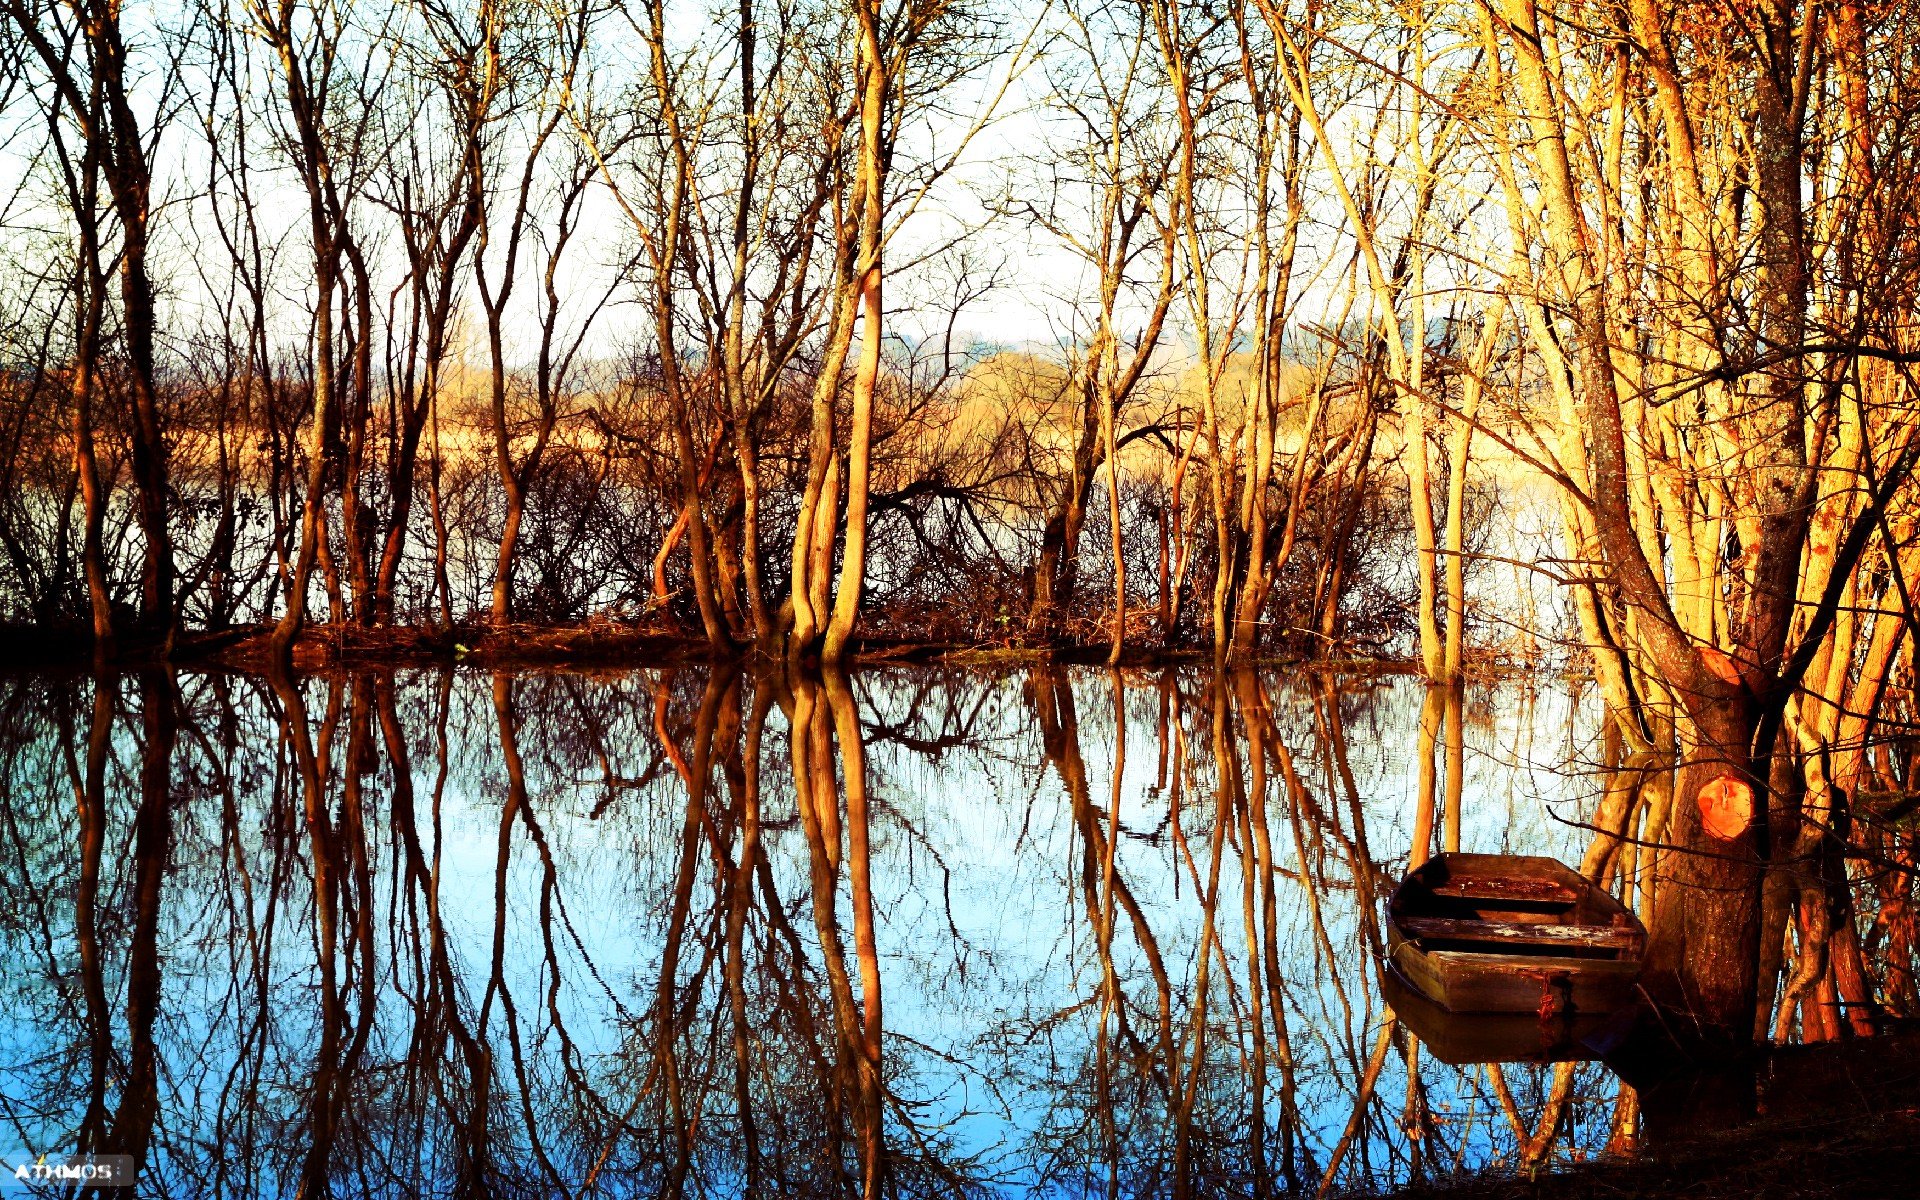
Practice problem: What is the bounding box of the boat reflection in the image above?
[1382,966,1603,1067]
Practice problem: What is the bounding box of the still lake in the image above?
[0,666,1633,1197]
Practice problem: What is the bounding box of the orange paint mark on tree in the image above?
[1700,646,1744,688]
[1698,774,1754,841]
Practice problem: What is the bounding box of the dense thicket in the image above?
[0,0,1497,665]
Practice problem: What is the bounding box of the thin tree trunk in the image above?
[820,0,889,666]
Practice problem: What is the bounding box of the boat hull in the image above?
[1381,963,1604,1064]
[1389,937,1642,1016]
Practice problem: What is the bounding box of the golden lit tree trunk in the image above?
[817,0,888,666]
[1441,308,1503,682]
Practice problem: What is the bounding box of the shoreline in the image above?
[0,618,1486,676]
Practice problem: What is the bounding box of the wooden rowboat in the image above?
[1387,852,1646,1016]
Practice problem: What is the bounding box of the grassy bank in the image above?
[1383,1108,1920,1199]
[1381,1031,1920,1200]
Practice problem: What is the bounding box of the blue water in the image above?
[0,667,1627,1197]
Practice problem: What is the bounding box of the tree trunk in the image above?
[820,0,888,667]
[1028,380,1100,637]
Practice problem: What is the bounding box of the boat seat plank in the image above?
[1426,878,1580,905]
[1399,915,1642,951]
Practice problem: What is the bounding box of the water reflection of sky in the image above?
[0,667,1631,1197]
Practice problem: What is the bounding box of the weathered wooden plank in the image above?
[1400,914,1640,951]
[1391,941,1456,1008]
[1423,948,1641,1015]
[1425,878,1580,905]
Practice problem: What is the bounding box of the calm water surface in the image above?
[0,666,1634,1196]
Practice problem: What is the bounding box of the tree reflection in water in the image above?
[0,667,1635,1197]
